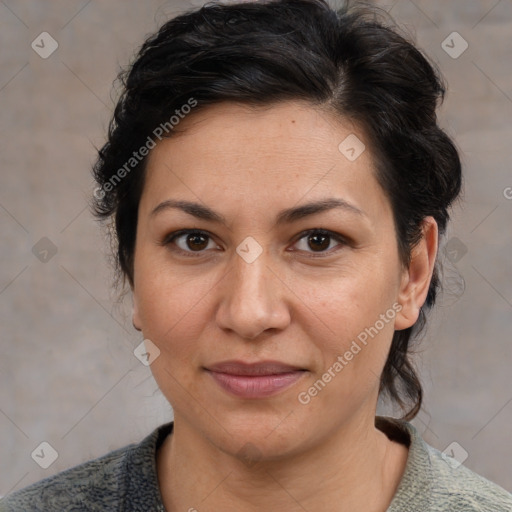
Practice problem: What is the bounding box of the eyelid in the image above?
[161,228,349,257]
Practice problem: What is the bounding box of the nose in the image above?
[215,248,291,341]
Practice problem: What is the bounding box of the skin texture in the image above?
[131,101,438,511]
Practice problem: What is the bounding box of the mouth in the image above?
[204,360,307,399]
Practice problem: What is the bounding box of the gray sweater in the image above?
[1,417,511,511]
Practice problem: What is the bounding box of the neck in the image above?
[156,412,408,512]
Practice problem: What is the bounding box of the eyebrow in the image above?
[150,198,366,227]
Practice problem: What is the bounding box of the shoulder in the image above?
[378,417,512,512]
[0,443,131,511]
[0,423,172,512]
[423,439,512,511]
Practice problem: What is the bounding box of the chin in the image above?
[202,408,310,461]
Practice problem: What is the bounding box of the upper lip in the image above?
[205,360,305,376]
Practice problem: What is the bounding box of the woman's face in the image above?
[132,101,422,459]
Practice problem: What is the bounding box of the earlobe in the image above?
[132,293,142,332]
[394,217,438,331]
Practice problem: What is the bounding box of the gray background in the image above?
[1,0,511,497]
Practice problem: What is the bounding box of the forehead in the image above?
[157,100,359,160]
[140,100,391,224]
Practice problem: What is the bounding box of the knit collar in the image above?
[378,416,434,511]
[133,416,433,511]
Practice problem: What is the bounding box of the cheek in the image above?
[296,317,395,418]
[136,250,210,332]
[297,264,397,349]
[134,259,223,382]
[136,270,210,408]
[294,265,398,397]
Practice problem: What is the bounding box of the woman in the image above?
[2,0,511,510]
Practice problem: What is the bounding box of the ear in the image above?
[132,290,142,332]
[394,216,438,331]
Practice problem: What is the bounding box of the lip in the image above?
[205,360,307,398]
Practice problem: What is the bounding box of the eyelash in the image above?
[161,228,349,259]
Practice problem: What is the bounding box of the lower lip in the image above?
[207,371,305,398]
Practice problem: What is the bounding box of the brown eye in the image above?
[307,233,331,252]
[164,229,218,256]
[184,232,209,251]
[163,228,346,258]
[293,229,347,256]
